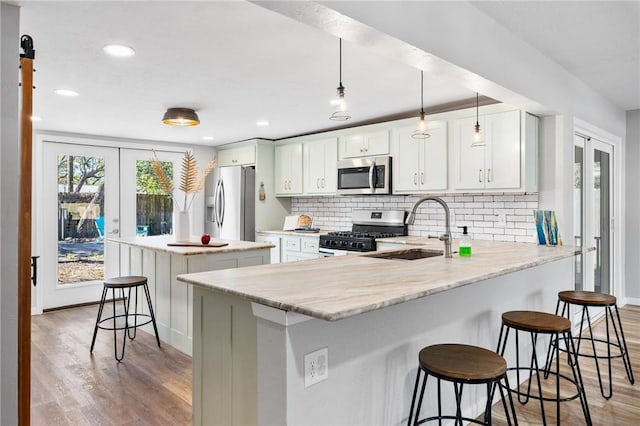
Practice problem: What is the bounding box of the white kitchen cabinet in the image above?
[217,145,256,167]
[451,110,532,191]
[303,137,337,195]
[255,233,281,264]
[339,130,389,159]
[392,121,447,193]
[281,235,320,262]
[275,143,303,196]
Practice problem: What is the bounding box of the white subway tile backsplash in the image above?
[291,193,538,242]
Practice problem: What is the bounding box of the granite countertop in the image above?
[109,235,274,256]
[177,240,589,321]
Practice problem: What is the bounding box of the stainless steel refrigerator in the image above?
[206,166,255,241]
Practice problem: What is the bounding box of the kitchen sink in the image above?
[363,248,444,261]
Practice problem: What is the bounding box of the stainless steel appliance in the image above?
[206,166,255,241]
[319,209,406,256]
[336,156,392,195]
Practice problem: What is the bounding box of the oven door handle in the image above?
[368,160,376,191]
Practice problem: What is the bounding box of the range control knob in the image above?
[341,241,349,247]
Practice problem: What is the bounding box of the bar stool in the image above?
[545,290,634,399]
[90,276,161,361]
[407,343,518,426]
[497,311,591,425]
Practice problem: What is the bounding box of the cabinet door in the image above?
[365,130,390,157]
[420,121,448,191]
[217,145,256,167]
[339,134,366,158]
[255,234,281,264]
[452,116,486,190]
[275,144,302,196]
[303,138,337,194]
[485,110,521,189]
[393,126,422,192]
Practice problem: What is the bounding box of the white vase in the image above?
[174,210,191,242]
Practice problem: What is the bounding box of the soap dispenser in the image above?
[458,226,472,257]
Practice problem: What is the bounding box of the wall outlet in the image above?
[304,347,328,388]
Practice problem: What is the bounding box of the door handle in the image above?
[487,168,492,183]
[420,172,425,185]
[479,169,483,183]
[219,181,225,227]
[369,161,376,190]
[110,228,119,234]
[414,173,417,185]
[321,178,325,188]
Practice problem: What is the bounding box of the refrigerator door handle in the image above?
[219,180,226,227]
[213,179,221,227]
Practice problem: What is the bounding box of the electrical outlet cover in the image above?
[304,347,328,388]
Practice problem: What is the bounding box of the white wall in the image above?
[0,3,20,424]
[625,110,640,301]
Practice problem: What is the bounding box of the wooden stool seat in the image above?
[419,344,507,383]
[408,344,517,426]
[558,290,616,306]
[502,310,571,333]
[104,275,147,288]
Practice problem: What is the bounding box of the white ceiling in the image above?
[18,1,639,147]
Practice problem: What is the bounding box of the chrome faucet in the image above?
[406,196,452,258]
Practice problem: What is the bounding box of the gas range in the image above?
[319,210,407,254]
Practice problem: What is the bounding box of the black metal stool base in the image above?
[90,276,161,362]
[546,295,634,400]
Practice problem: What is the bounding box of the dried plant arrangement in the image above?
[151,150,216,211]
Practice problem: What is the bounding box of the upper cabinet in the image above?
[217,145,256,167]
[451,110,537,192]
[303,138,337,195]
[392,120,447,193]
[339,130,389,159]
[275,143,303,196]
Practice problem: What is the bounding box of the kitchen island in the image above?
[112,235,273,355]
[177,239,586,425]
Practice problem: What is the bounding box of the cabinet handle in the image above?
[321,178,325,188]
[487,168,492,183]
[479,169,483,183]
[414,173,418,185]
[284,180,287,191]
[420,172,425,185]
[316,178,320,189]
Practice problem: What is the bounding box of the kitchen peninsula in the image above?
[177,239,588,425]
[112,235,273,355]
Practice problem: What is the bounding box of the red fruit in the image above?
[200,234,211,245]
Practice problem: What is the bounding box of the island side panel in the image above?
[193,286,258,426]
[261,258,570,426]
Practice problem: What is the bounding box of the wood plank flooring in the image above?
[31,303,192,425]
[32,303,639,425]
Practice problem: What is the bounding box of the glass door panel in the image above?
[42,143,119,309]
[593,145,611,294]
[574,141,584,291]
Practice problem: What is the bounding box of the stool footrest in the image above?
[96,313,155,332]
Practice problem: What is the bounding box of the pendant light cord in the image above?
[420,70,424,113]
[339,38,343,87]
[476,92,479,124]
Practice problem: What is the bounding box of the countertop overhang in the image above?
[109,235,274,255]
[177,239,590,321]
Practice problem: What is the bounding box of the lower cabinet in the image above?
[256,232,321,263]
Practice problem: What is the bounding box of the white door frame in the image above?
[39,142,120,310]
[574,118,623,303]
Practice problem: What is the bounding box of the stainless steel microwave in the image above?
[336,156,391,195]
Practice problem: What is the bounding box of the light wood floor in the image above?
[32,304,639,425]
[31,303,192,425]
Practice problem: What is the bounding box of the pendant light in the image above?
[471,92,485,147]
[330,38,351,121]
[162,108,200,126]
[412,70,430,139]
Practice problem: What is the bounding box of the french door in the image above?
[41,143,120,309]
[574,134,614,299]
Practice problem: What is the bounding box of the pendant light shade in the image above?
[162,108,200,126]
[471,92,485,147]
[412,70,430,140]
[330,38,351,121]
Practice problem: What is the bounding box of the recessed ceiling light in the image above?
[54,88,79,97]
[256,120,269,127]
[30,116,42,121]
[202,136,214,141]
[103,44,135,57]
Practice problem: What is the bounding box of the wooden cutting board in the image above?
[167,241,229,248]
